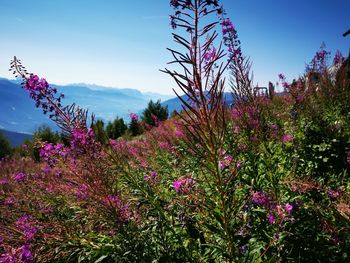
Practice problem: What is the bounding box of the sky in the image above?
[0,0,349,95]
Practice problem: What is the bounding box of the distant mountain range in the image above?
[0,77,175,134]
[0,129,32,147]
[161,92,236,113]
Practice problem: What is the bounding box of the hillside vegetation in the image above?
[1,0,350,262]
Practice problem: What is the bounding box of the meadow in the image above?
[1,0,350,262]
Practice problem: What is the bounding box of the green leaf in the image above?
[94,255,108,263]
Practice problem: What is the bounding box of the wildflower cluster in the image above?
[22,74,64,118]
[221,17,242,64]
[15,215,38,241]
[13,172,27,183]
[173,177,195,193]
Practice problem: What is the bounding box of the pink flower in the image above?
[172,177,194,193]
[159,141,172,151]
[268,212,275,224]
[0,178,9,185]
[285,203,293,214]
[75,184,89,200]
[203,47,216,62]
[71,128,95,146]
[102,195,130,223]
[129,113,138,122]
[173,180,182,192]
[252,191,270,207]
[13,172,27,183]
[327,190,340,199]
[19,244,33,263]
[15,215,38,241]
[219,155,233,169]
[144,171,157,182]
[0,252,17,263]
[4,196,16,206]
[281,134,293,143]
[333,50,344,65]
[296,95,304,102]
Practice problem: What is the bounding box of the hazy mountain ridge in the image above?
[0,78,176,134]
[0,129,32,147]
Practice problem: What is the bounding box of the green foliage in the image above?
[128,119,142,136]
[142,100,168,126]
[33,125,60,144]
[92,119,108,144]
[0,132,12,158]
[106,117,127,140]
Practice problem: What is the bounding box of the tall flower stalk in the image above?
[163,0,228,165]
[9,56,93,136]
[163,1,244,260]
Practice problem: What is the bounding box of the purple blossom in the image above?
[240,244,248,252]
[278,73,285,80]
[282,81,289,89]
[175,128,185,138]
[333,50,344,65]
[13,172,27,183]
[75,184,89,200]
[346,150,350,164]
[144,171,157,182]
[170,0,180,8]
[39,206,53,215]
[19,245,33,263]
[0,178,9,185]
[252,191,270,207]
[173,180,183,192]
[71,128,95,147]
[159,141,172,151]
[327,190,340,199]
[40,143,67,167]
[285,203,293,214]
[15,215,38,241]
[219,154,233,169]
[4,196,16,206]
[220,16,242,64]
[281,134,293,143]
[0,252,17,263]
[307,45,330,73]
[296,95,304,102]
[172,177,194,193]
[102,195,130,223]
[203,47,216,62]
[22,74,64,119]
[268,212,275,225]
[231,107,243,119]
[129,113,138,122]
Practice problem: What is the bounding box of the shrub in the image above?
[0,132,12,158]
[105,117,127,139]
[141,99,168,127]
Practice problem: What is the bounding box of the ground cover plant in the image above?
[1,0,350,262]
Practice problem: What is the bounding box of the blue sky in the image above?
[0,0,349,95]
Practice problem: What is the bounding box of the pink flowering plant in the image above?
[1,0,350,262]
